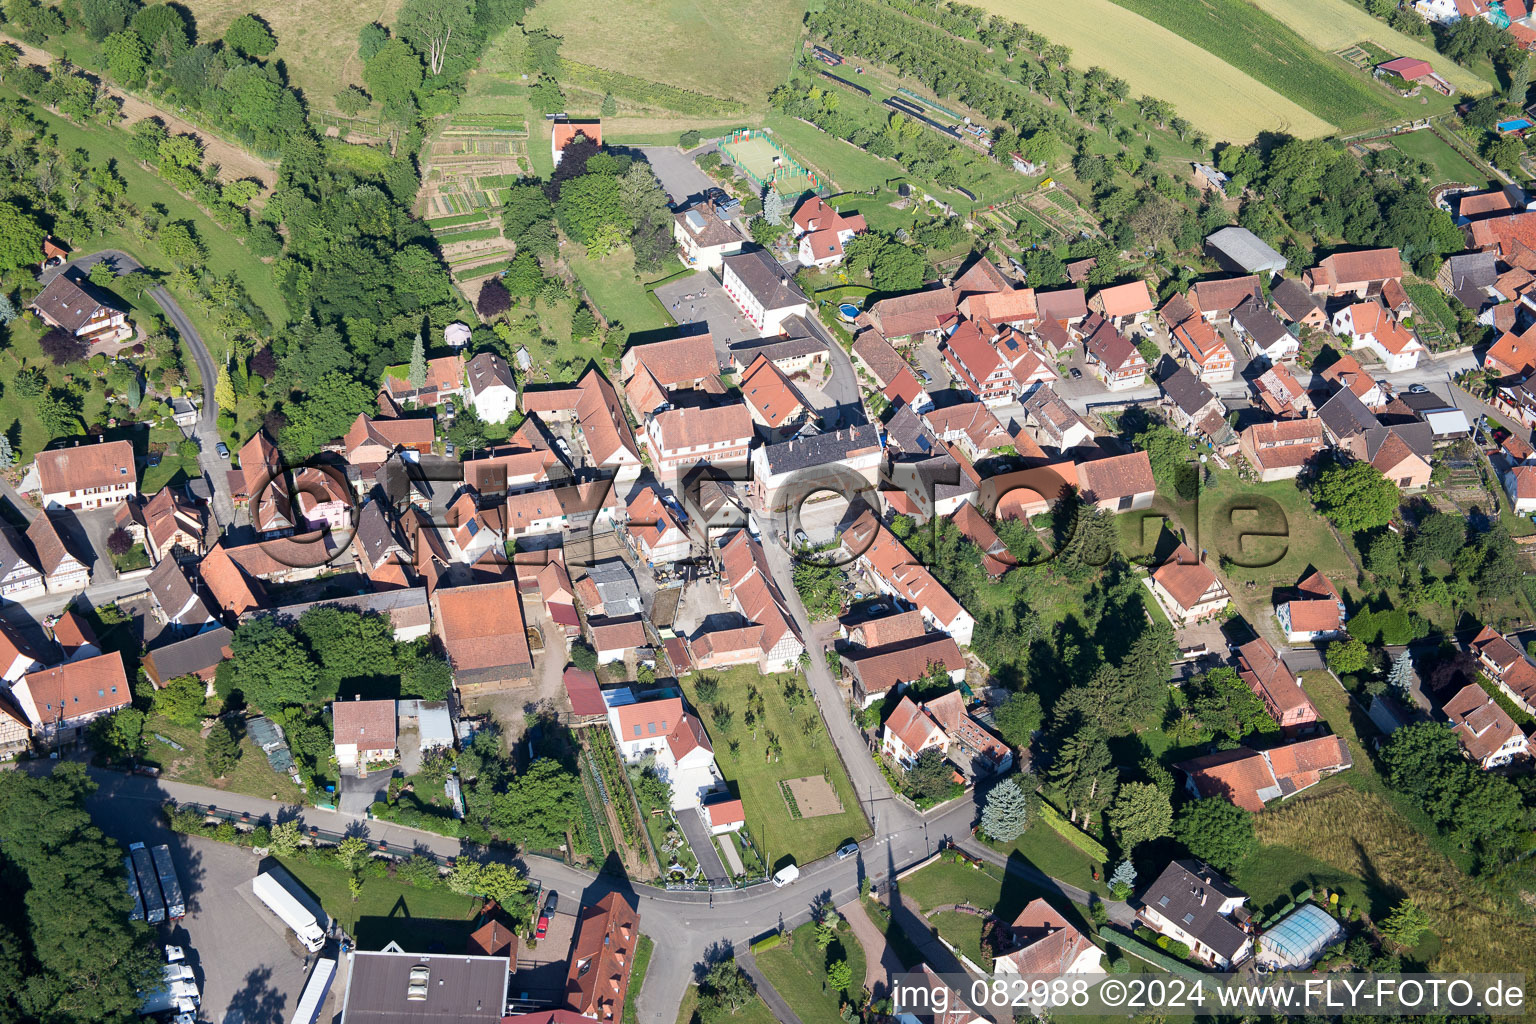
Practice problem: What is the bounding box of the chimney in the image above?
[355,694,361,701]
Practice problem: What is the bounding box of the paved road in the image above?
[54,251,235,526]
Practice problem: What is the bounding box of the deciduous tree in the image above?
[1174,798,1255,871]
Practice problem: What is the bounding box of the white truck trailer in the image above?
[253,870,325,952]
[140,945,199,1017]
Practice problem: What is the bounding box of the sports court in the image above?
[719,130,818,195]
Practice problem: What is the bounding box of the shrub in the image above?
[751,932,783,953]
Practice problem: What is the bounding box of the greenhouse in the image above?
[1258,903,1344,969]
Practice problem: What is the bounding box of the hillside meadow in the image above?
[525,0,804,109]
[177,0,404,115]
[966,0,1332,141]
[1247,0,1492,96]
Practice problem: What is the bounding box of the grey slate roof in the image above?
[1159,366,1218,417]
[1231,298,1292,350]
[587,559,642,618]
[728,325,825,368]
[142,626,233,684]
[1141,859,1250,962]
[1444,251,1498,309]
[262,586,432,633]
[356,500,407,569]
[885,404,940,461]
[147,557,213,626]
[1205,226,1287,274]
[1318,388,1380,439]
[723,249,808,310]
[1270,277,1322,322]
[758,423,881,476]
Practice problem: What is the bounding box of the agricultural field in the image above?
[966,0,1332,141]
[178,0,401,119]
[525,0,804,109]
[417,108,530,283]
[1247,0,1492,97]
[1106,0,1454,134]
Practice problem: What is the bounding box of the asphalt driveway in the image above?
[635,146,717,206]
[676,807,730,884]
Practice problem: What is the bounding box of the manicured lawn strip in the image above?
[674,984,780,1024]
[623,934,654,1024]
[678,665,870,867]
[1106,0,1421,133]
[896,856,1095,935]
[1231,843,1376,921]
[142,717,308,804]
[753,920,866,1023]
[275,854,481,951]
[566,247,677,333]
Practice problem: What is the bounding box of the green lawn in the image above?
[674,983,779,1024]
[142,716,309,805]
[624,934,654,1024]
[1123,469,1359,628]
[567,247,677,334]
[929,909,988,966]
[1231,843,1377,921]
[677,665,870,868]
[895,856,1094,935]
[754,920,866,1022]
[276,854,483,951]
[994,821,1111,897]
[1390,129,1494,187]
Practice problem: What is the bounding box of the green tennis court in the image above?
[720,133,818,194]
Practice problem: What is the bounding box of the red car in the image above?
[536,892,558,939]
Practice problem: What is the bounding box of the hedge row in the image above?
[1037,801,1109,862]
[559,60,746,117]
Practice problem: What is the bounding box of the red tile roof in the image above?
[564,891,637,1021]
[332,697,397,752]
[17,651,128,728]
[36,440,135,496]
[1094,280,1155,318]
[739,354,807,428]
[435,579,531,681]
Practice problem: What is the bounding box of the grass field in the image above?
[677,665,870,868]
[1251,787,1533,975]
[1389,129,1494,186]
[566,247,677,334]
[1122,470,1359,630]
[178,0,403,116]
[965,0,1332,141]
[1247,0,1492,97]
[142,717,308,804]
[526,0,804,108]
[754,920,867,1022]
[1106,0,1447,134]
[276,854,483,951]
[993,820,1111,897]
[720,135,816,194]
[895,857,1095,935]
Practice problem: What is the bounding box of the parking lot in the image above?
[83,780,315,1024]
[652,273,760,367]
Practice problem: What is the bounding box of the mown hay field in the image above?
[1247,0,1492,96]
[1254,788,1535,977]
[178,0,403,115]
[1109,0,1431,134]
[966,0,1332,141]
[525,0,804,108]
